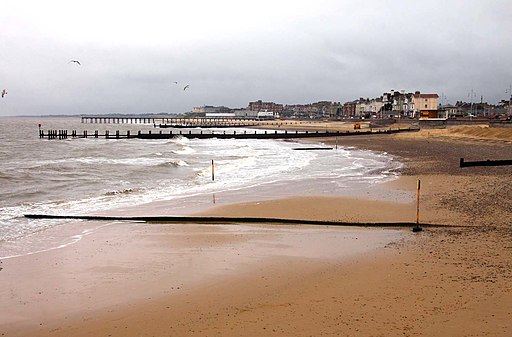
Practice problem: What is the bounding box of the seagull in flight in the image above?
[183,85,190,91]
[69,60,81,65]
[173,81,178,85]
[1,89,6,98]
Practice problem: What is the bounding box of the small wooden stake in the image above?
[413,179,422,232]
[211,160,215,181]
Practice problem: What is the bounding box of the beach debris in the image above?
[1,89,6,98]
[183,84,190,91]
[69,60,81,65]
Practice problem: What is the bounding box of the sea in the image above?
[0,116,403,259]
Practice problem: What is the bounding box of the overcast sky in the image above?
[1,0,511,116]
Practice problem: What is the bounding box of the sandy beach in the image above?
[1,124,511,336]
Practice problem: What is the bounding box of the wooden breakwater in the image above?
[39,127,419,140]
[24,213,451,228]
[460,158,512,167]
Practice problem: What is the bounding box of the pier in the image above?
[81,116,275,127]
[39,127,419,140]
[81,116,158,124]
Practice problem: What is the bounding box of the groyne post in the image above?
[413,179,422,232]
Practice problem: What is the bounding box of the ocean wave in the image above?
[167,135,190,145]
[172,147,195,155]
[159,159,188,167]
[35,157,167,167]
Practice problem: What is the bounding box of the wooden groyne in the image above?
[24,213,449,228]
[39,127,419,140]
[460,158,512,167]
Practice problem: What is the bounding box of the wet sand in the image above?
[1,125,512,336]
[0,220,404,336]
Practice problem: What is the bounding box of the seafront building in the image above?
[191,102,280,119]
[248,100,284,114]
[188,89,510,121]
[412,93,440,119]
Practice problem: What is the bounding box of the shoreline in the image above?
[1,125,511,336]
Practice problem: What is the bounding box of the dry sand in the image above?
[1,125,511,336]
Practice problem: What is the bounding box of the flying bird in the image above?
[173,81,178,85]
[69,60,81,65]
[183,85,190,91]
[1,89,6,98]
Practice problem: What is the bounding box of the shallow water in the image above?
[0,116,402,258]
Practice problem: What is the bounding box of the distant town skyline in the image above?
[1,0,511,116]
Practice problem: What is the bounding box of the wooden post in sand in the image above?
[413,179,422,232]
[211,160,215,181]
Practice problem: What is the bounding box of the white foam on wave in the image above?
[8,139,399,222]
[173,146,195,155]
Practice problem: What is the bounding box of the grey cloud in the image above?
[1,0,511,116]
